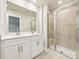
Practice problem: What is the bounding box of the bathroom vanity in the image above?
[0,0,44,59]
[1,34,43,59]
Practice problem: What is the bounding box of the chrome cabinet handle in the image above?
[18,46,20,53]
[21,45,23,52]
[37,41,40,46]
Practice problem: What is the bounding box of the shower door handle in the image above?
[21,45,23,52]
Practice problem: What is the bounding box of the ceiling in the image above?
[47,0,76,12]
[26,0,46,7]
[26,0,77,11]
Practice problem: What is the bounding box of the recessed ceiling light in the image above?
[59,1,62,4]
[33,0,36,3]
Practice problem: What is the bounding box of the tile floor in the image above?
[34,49,73,59]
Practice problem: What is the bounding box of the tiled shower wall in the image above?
[56,6,77,51]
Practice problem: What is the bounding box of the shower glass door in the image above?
[56,6,77,58]
[48,14,55,50]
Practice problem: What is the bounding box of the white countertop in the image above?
[1,33,41,40]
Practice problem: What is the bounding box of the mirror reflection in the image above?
[7,1,37,33]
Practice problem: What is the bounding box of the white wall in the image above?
[0,0,5,59]
[36,7,43,33]
[0,0,5,35]
[42,4,48,50]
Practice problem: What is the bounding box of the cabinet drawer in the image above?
[2,38,19,47]
[19,37,30,43]
[2,37,30,47]
[31,35,42,41]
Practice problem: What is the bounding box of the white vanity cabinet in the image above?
[1,35,44,59]
[1,37,30,59]
[4,44,20,59]
[20,39,30,59]
[31,35,43,58]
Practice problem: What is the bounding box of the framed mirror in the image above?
[6,1,38,34]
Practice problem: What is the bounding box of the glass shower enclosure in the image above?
[48,2,77,59]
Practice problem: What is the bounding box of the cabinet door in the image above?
[4,45,20,59]
[31,37,43,58]
[20,40,30,59]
